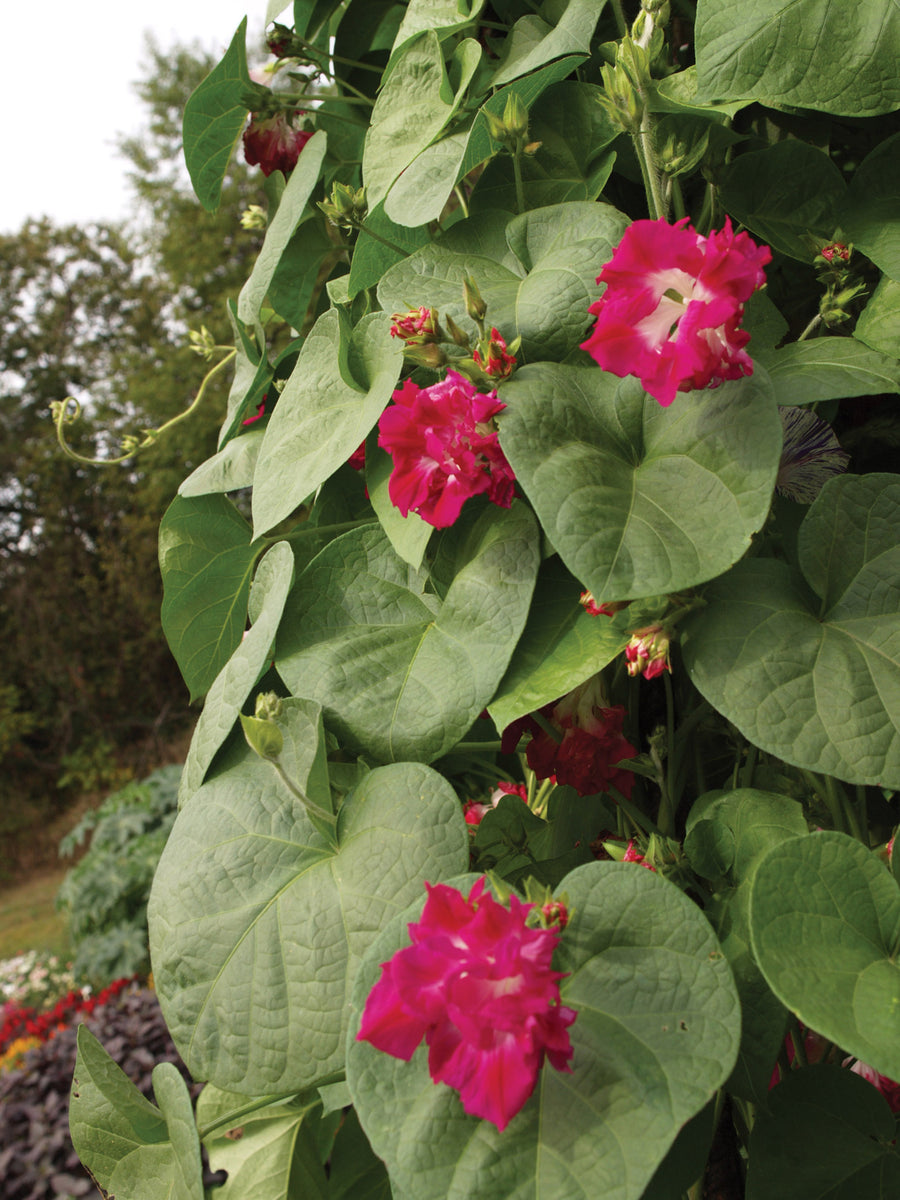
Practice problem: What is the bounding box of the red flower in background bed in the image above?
[378,371,515,528]
[581,217,770,407]
[357,877,576,1130]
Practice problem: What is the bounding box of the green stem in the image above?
[54,349,236,467]
[608,786,663,837]
[790,1024,809,1069]
[803,769,844,831]
[740,743,758,789]
[797,313,823,342]
[656,672,677,836]
[855,785,869,844]
[453,184,470,219]
[351,218,409,257]
[610,0,629,36]
[199,1091,311,1140]
[445,741,501,754]
[271,759,339,847]
[532,711,563,744]
[512,149,527,215]
[279,518,373,544]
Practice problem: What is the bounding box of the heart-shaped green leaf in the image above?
[696,0,900,116]
[756,338,900,406]
[682,473,900,788]
[237,131,327,327]
[842,131,900,281]
[276,505,540,763]
[70,1026,204,1200]
[488,558,666,731]
[377,202,629,361]
[855,276,900,359]
[747,1065,900,1199]
[197,1086,327,1200]
[159,494,263,702]
[150,708,469,1094]
[750,832,900,1080]
[346,863,740,1200]
[178,541,294,806]
[718,141,846,261]
[182,19,251,211]
[251,311,402,538]
[498,365,781,601]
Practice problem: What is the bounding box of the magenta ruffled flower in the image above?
[357,878,576,1130]
[243,110,312,176]
[377,370,516,528]
[581,217,771,407]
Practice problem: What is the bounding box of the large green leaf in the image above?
[267,213,337,331]
[182,19,251,212]
[159,494,262,703]
[490,0,601,87]
[276,505,540,762]
[750,832,900,1081]
[198,1087,327,1200]
[695,0,900,116]
[488,559,664,731]
[718,141,846,262]
[684,788,808,1102]
[377,202,629,361]
[363,31,480,211]
[747,1065,900,1199]
[756,337,900,405]
[70,1026,204,1200]
[150,724,468,1094]
[179,427,265,499]
[855,276,900,360]
[391,0,486,55]
[366,440,432,570]
[842,132,900,281]
[237,132,328,326]
[251,311,402,538]
[498,365,781,602]
[682,473,900,788]
[178,541,295,806]
[346,863,740,1200]
[347,201,431,298]
[469,82,619,213]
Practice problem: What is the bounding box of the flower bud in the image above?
[240,205,268,231]
[240,714,284,760]
[579,591,629,618]
[624,624,671,680]
[389,306,440,343]
[463,275,487,323]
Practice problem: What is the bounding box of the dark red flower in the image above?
[502,677,636,799]
[243,111,312,177]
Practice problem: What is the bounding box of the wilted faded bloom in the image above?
[501,676,636,799]
[356,877,576,1130]
[243,110,312,176]
[378,370,515,528]
[776,406,849,503]
[581,217,771,406]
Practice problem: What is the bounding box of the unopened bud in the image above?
[444,313,471,349]
[401,342,448,370]
[189,326,217,360]
[240,204,268,230]
[241,692,285,760]
[463,275,487,323]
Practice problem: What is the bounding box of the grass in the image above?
[0,867,70,961]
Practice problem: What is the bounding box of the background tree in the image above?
[0,37,265,860]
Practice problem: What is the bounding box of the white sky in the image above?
[2,0,284,234]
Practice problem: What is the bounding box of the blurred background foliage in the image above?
[0,39,265,873]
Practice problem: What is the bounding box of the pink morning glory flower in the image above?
[356,877,576,1131]
[581,217,771,407]
[377,370,516,528]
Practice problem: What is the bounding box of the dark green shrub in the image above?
[56,765,181,985]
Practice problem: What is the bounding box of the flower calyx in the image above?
[319,182,368,231]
